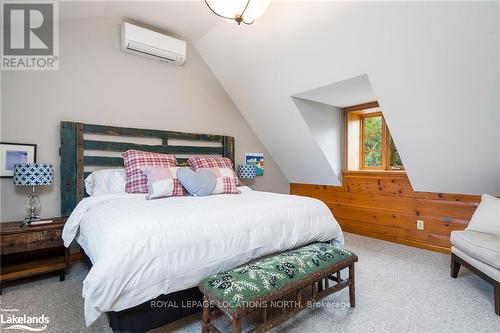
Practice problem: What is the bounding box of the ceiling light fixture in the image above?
[204,0,271,25]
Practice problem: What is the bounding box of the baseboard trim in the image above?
[343,229,450,254]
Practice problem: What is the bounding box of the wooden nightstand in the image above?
[0,217,69,294]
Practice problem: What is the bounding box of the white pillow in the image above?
[85,169,126,196]
[466,194,500,236]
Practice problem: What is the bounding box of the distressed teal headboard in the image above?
[59,121,235,216]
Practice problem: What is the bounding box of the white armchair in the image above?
[450,194,500,316]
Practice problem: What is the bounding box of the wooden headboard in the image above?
[59,121,235,216]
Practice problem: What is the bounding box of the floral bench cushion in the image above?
[199,243,356,312]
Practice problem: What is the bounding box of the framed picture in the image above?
[0,142,37,178]
[245,152,264,176]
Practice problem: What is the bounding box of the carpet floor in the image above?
[1,233,498,333]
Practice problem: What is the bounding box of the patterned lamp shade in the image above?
[238,164,256,179]
[13,163,53,186]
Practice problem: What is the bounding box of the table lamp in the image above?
[238,164,256,187]
[13,163,53,224]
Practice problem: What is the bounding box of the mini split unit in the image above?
[121,22,186,66]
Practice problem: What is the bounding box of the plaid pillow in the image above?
[122,150,177,193]
[200,167,241,195]
[188,156,241,186]
[140,166,187,199]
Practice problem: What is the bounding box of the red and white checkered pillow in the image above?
[122,150,177,193]
[200,167,240,194]
[140,166,187,199]
[188,156,241,186]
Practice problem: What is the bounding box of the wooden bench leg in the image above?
[495,282,499,316]
[451,253,461,278]
[232,316,241,333]
[349,263,355,308]
[317,278,324,292]
[202,296,211,333]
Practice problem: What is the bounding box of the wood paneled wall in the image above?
[290,171,480,253]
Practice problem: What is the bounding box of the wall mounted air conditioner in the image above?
[121,22,186,65]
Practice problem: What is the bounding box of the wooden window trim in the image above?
[344,101,404,172]
[344,101,379,113]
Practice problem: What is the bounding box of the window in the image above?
[344,102,404,171]
[361,113,383,168]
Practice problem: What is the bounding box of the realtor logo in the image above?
[0,307,49,331]
[1,1,59,70]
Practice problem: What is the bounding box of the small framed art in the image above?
[245,153,264,176]
[0,142,37,178]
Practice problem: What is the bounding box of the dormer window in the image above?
[344,102,404,171]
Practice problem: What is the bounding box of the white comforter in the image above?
[62,187,343,326]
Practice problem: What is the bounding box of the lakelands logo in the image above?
[0,308,49,331]
[1,1,59,70]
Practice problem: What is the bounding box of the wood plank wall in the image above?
[290,171,480,253]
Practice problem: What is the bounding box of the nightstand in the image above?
[0,217,69,294]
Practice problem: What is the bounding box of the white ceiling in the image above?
[196,1,500,195]
[60,1,221,42]
[293,74,376,108]
[56,1,500,195]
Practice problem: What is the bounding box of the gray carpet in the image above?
[1,233,498,332]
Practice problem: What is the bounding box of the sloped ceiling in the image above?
[196,1,500,195]
[293,74,376,108]
[59,1,220,42]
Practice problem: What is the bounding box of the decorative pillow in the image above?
[466,194,500,236]
[84,169,126,196]
[122,150,177,193]
[177,168,216,197]
[200,167,241,194]
[140,166,186,199]
[187,156,241,186]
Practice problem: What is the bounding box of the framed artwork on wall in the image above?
[0,142,37,178]
[245,153,264,176]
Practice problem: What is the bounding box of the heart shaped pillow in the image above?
[177,168,216,197]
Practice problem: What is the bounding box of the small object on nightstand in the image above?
[0,217,69,294]
[13,163,53,225]
[238,164,256,187]
[29,219,54,226]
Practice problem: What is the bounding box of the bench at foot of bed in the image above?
[199,243,358,333]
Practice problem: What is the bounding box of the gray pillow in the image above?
[177,168,216,197]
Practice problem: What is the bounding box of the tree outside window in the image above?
[360,112,403,170]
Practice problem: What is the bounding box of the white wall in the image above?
[0,17,289,221]
[293,97,343,183]
[196,1,500,195]
[497,54,500,193]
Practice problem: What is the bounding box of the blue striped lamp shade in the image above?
[238,164,256,179]
[13,163,53,186]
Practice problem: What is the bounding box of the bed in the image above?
[59,121,344,332]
